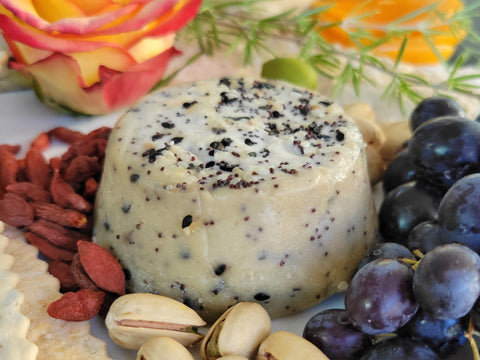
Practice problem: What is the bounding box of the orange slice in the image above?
[312,0,467,64]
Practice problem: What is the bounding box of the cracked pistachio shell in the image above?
[201,302,271,360]
[136,337,194,360]
[256,331,329,360]
[106,293,206,350]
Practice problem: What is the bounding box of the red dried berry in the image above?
[77,240,125,295]
[47,289,105,321]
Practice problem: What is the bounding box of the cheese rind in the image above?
[94,78,378,321]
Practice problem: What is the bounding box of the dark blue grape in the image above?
[360,338,439,360]
[409,96,465,131]
[407,116,480,190]
[382,149,417,194]
[303,309,372,360]
[407,220,446,254]
[358,242,415,269]
[413,243,480,319]
[397,309,468,356]
[345,258,418,335]
[437,173,480,252]
[378,181,441,243]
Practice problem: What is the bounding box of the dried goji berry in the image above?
[0,144,21,154]
[0,192,34,227]
[26,232,75,262]
[25,149,51,189]
[83,177,98,198]
[0,150,19,188]
[50,171,91,213]
[63,155,102,185]
[30,132,50,152]
[47,289,105,321]
[71,253,99,292]
[6,182,52,203]
[62,137,109,165]
[77,240,125,295]
[48,127,85,145]
[48,260,77,291]
[82,127,111,143]
[32,203,87,228]
[49,157,62,172]
[28,219,87,251]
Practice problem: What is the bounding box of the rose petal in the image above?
[68,0,117,16]
[31,0,85,22]
[94,0,177,35]
[0,0,139,34]
[143,0,202,37]
[0,13,121,52]
[10,49,180,115]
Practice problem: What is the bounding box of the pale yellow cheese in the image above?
[94,78,378,322]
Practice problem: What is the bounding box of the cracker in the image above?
[0,229,39,360]
[2,223,113,360]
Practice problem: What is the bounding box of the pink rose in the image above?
[0,0,202,115]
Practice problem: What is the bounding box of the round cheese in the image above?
[93,78,378,322]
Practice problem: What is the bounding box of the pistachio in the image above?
[106,293,206,350]
[136,337,194,360]
[201,302,271,360]
[256,331,329,360]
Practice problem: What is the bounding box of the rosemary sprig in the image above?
[177,0,480,106]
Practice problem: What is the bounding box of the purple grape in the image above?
[358,242,415,269]
[409,96,465,131]
[303,309,372,360]
[407,220,446,254]
[345,258,418,335]
[378,181,441,243]
[412,243,480,319]
[437,173,480,252]
[407,116,480,190]
[382,149,417,194]
[359,337,439,360]
[397,309,468,356]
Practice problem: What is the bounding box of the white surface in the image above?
[0,90,470,360]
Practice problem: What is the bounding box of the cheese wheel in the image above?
[94,78,378,322]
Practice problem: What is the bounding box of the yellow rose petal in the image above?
[70,47,136,86]
[128,34,175,63]
[68,0,117,16]
[32,0,86,22]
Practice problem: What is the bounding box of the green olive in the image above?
[261,57,319,90]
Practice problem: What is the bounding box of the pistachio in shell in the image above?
[136,337,194,360]
[106,293,206,350]
[256,331,329,360]
[201,302,271,360]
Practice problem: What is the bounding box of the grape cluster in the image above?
[303,97,480,359]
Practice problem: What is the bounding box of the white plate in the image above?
[0,90,470,360]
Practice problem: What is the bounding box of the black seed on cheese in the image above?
[182,101,197,109]
[254,292,271,301]
[172,137,184,144]
[103,220,111,231]
[130,174,140,183]
[121,204,131,214]
[219,77,231,88]
[182,215,193,228]
[161,121,175,129]
[214,264,227,276]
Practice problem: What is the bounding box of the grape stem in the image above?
[465,319,480,360]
